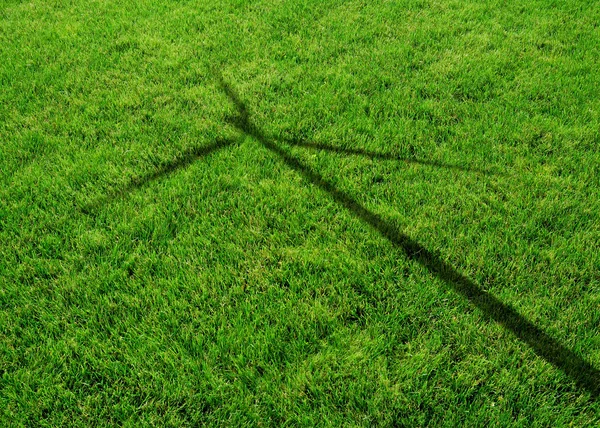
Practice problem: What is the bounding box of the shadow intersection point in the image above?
[217,76,600,398]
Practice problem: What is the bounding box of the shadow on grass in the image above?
[217,76,600,398]
[81,138,234,213]
[282,138,498,176]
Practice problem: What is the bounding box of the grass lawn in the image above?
[1,0,600,425]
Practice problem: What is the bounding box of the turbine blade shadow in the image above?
[217,76,600,398]
[282,138,498,175]
[81,138,234,213]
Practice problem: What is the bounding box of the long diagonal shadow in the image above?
[218,77,600,397]
[281,138,498,176]
[81,138,234,213]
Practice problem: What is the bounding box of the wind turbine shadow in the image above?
[217,75,600,398]
[282,138,498,176]
[80,138,234,213]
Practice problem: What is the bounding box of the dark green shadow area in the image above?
[217,76,600,399]
[75,73,600,399]
[281,137,498,176]
[81,138,235,213]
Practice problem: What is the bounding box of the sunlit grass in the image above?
[1,0,599,425]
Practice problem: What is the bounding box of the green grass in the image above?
[1,0,600,425]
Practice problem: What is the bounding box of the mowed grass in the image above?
[1,0,600,425]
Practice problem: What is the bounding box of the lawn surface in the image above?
[1,0,600,425]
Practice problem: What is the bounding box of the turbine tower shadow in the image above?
[217,75,600,398]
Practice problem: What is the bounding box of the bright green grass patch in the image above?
[1,0,600,425]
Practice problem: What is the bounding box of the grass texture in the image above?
[1,0,600,425]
